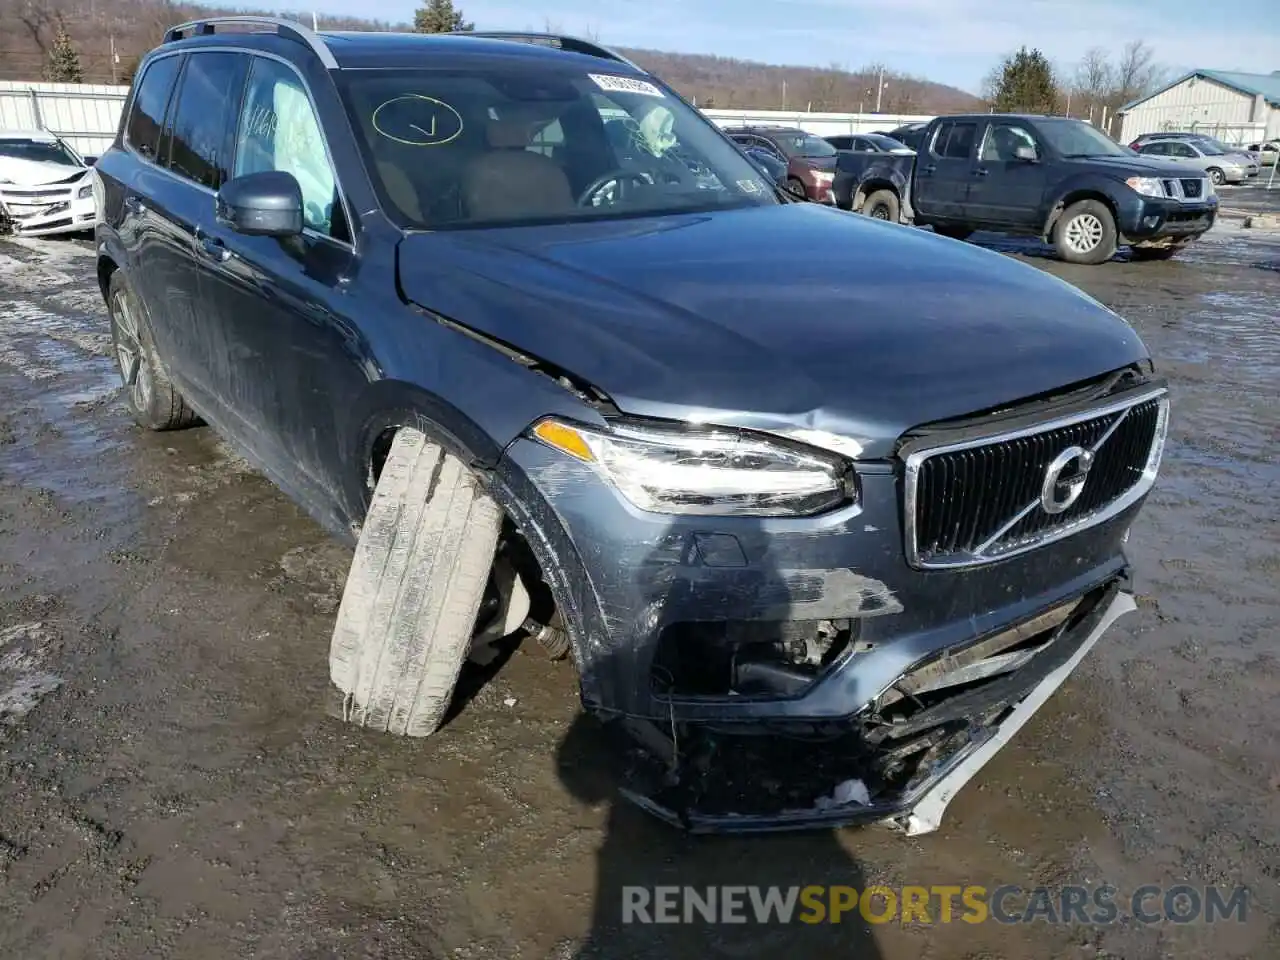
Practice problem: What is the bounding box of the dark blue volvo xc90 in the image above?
[93,18,1169,833]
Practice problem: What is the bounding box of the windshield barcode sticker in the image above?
[589,74,665,98]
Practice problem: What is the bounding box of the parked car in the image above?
[1129,132,1258,175]
[847,114,1218,264]
[96,21,1170,833]
[881,122,930,151]
[742,146,790,188]
[1244,139,1279,166]
[0,129,97,237]
[723,126,837,202]
[1133,137,1256,184]
[825,132,914,155]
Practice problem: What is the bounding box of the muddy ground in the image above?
[0,221,1277,959]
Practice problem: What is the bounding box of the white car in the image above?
[0,130,98,237]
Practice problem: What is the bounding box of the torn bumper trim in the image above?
[623,586,1135,834]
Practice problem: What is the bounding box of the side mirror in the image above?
[1014,145,1038,162]
[81,155,99,167]
[216,171,303,238]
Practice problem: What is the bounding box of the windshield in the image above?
[1196,141,1226,155]
[1036,119,1128,158]
[0,138,82,167]
[337,67,777,229]
[774,133,838,158]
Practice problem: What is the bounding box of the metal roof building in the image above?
[1118,69,1280,146]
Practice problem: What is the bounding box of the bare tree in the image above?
[804,63,845,111]
[1115,40,1161,102]
[1073,46,1114,121]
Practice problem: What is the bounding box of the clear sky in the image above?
[260,0,1279,93]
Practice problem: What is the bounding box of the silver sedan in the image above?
[1135,138,1255,184]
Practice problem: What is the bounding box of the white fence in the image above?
[0,80,130,157]
[702,108,934,137]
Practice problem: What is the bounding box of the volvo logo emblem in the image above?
[1040,446,1095,515]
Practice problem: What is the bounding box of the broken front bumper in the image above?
[0,182,96,237]
[622,584,1135,834]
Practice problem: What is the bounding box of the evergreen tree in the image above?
[413,0,474,33]
[989,47,1059,114]
[45,22,85,84]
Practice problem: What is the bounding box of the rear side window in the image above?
[125,55,182,160]
[167,52,249,190]
[935,121,977,160]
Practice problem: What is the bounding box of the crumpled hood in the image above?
[0,155,87,187]
[396,204,1148,458]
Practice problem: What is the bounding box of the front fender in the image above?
[335,323,612,531]
[1042,173,1131,236]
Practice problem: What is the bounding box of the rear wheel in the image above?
[329,428,503,738]
[861,189,900,222]
[1052,200,1117,265]
[106,271,199,430]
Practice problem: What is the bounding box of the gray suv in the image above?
[93,18,1170,833]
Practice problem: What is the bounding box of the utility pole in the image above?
[110,35,118,85]
[312,11,319,30]
[781,79,786,111]
[875,66,885,112]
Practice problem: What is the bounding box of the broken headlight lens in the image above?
[530,418,854,517]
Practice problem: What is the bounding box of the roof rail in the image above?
[460,32,640,70]
[163,16,339,70]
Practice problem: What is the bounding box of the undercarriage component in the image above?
[610,582,1133,834]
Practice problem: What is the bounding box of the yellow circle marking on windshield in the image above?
[372,95,464,147]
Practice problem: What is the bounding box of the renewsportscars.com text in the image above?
[622,884,1248,926]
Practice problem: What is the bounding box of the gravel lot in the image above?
[0,224,1277,959]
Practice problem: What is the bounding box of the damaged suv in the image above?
[95,19,1169,834]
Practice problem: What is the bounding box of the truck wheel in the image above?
[329,428,503,737]
[933,225,973,241]
[1206,167,1225,186]
[862,190,900,222]
[1052,200,1117,265]
[787,177,808,200]
[107,271,199,431]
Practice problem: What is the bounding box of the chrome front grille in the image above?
[903,388,1169,569]
[1158,177,1209,202]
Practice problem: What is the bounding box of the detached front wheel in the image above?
[1053,200,1117,265]
[329,428,502,738]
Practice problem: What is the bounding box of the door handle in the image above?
[193,227,230,263]
[973,168,989,177]
[921,164,936,175]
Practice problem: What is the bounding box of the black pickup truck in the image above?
[833,113,1219,264]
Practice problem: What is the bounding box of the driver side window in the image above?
[234,57,346,241]
[981,123,1037,162]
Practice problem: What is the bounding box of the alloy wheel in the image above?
[1063,214,1104,254]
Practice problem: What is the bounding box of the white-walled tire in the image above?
[329,428,502,737]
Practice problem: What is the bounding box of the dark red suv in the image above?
[725,126,837,202]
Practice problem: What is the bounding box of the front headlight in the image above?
[77,184,93,199]
[1125,176,1164,198]
[530,418,854,517]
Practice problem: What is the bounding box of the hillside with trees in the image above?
[0,0,980,114]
